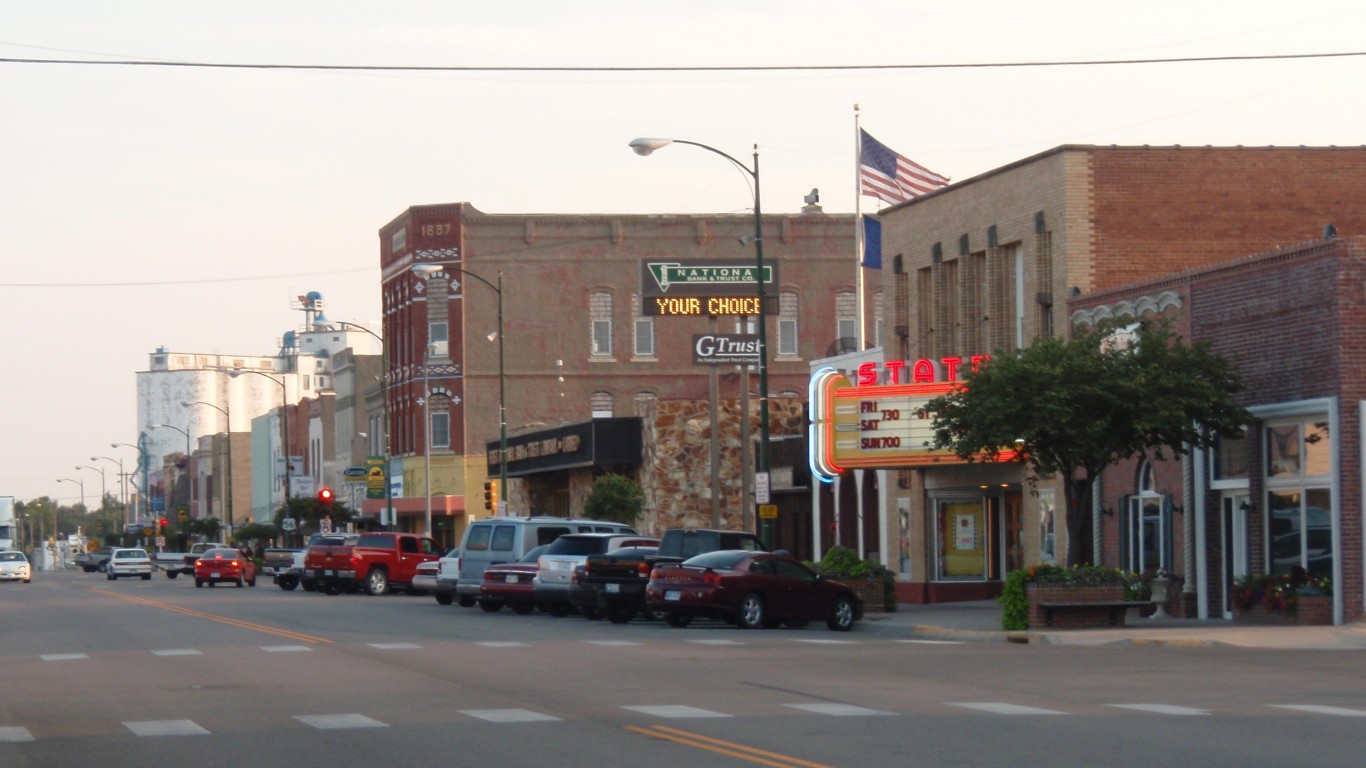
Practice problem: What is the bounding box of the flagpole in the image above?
[854,104,866,351]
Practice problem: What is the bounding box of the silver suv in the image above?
[532,533,659,616]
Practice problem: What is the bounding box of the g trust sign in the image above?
[809,354,1016,482]
[692,334,760,365]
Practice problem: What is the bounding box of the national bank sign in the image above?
[640,258,780,317]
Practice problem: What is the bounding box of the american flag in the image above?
[859,129,948,205]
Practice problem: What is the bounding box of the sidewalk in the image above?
[861,600,1366,650]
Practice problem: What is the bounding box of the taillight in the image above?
[229,560,240,567]
[636,561,651,576]
[702,569,722,586]
[194,559,204,568]
[648,567,662,580]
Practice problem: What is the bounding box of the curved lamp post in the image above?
[56,477,84,549]
[183,400,233,536]
[112,438,148,528]
[91,455,126,528]
[629,136,773,548]
[75,464,107,518]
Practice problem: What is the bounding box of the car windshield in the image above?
[202,549,239,559]
[605,547,658,557]
[520,545,550,563]
[681,550,752,570]
[115,550,147,559]
[0,552,25,562]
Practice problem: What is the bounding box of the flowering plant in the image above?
[1000,563,1135,630]
[1231,567,1331,613]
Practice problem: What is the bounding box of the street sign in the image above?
[343,466,368,483]
[755,471,771,504]
[281,517,297,532]
[319,517,332,534]
[758,504,778,520]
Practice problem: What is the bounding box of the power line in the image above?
[2,51,1364,73]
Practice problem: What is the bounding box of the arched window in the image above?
[1125,460,1170,573]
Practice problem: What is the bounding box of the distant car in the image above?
[106,548,153,581]
[76,547,115,573]
[0,550,32,583]
[645,550,864,631]
[194,548,257,588]
[534,534,660,616]
[478,544,551,614]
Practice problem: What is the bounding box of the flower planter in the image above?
[1026,583,1128,629]
[1234,595,1332,626]
[850,578,892,613]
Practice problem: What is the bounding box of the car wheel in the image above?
[248,577,256,587]
[435,592,453,606]
[142,573,151,581]
[478,598,502,612]
[605,605,635,624]
[547,602,571,617]
[165,571,179,579]
[97,562,108,573]
[82,566,95,573]
[582,606,604,621]
[665,611,693,628]
[457,594,477,608]
[106,573,115,581]
[302,580,318,592]
[195,579,203,588]
[323,582,342,596]
[510,601,535,615]
[366,569,389,596]
[826,595,856,632]
[737,592,766,630]
[278,575,298,591]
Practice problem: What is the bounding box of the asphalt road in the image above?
[3,569,1363,768]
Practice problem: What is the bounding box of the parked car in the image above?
[261,547,301,586]
[412,558,440,595]
[645,550,864,631]
[476,544,550,614]
[152,542,228,579]
[194,548,257,588]
[277,533,358,591]
[533,533,659,617]
[0,550,32,583]
[305,532,441,596]
[437,516,639,607]
[106,548,153,581]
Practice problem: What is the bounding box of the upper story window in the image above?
[778,292,800,357]
[430,412,450,449]
[591,391,613,418]
[1267,420,1330,479]
[1210,432,1249,484]
[590,291,613,358]
[632,294,654,358]
[836,291,858,346]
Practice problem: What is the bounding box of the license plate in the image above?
[664,590,681,601]
[552,561,572,571]
[325,570,335,577]
[505,574,518,583]
[210,572,221,578]
[605,583,620,593]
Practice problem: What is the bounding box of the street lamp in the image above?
[330,320,393,528]
[149,423,192,456]
[56,477,84,546]
[229,369,290,506]
[113,438,148,528]
[629,136,773,547]
[183,400,233,536]
[75,464,107,518]
[91,455,126,527]
[413,264,508,515]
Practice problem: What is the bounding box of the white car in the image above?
[0,550,32,583]
[107,548,153,581]
[411,559,439,595]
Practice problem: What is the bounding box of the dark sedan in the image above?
[477,544,549,613]
[645,550,863,631]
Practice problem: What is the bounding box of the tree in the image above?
[582,473,644,525]
[927,318,1249,567]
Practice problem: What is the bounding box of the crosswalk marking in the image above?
[475,641,529,648]
[1109,704,1210,716]
[584,640,641,646]
[152,649,202,657]
[785,703,894,717]
[623,705,731,719]
[40,653,89,661]
[688,639,744,645]
[294,714,389,730]
[460,708,561,723]
[791,639,860,645]
[367,643,421,650]
[261,645,312,653]
[949,702,1068,716]
[123,720,209,737]
[0,727,35,742]
[1270,705,1366,717]
[895,639,962,645]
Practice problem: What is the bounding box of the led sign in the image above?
[645,296,777,316]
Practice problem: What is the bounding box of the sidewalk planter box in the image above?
[1026,583,1129,629]
[1234,595,1332,626]
[848,577,893,613]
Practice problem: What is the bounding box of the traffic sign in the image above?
[281,517,297,532]
[755,471,771,504]
[759,504,778,520]
[320,517,333,534]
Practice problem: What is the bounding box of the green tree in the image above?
[928,318,1249,567]
[582,473,644,525]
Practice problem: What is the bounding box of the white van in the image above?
[434,516,638,606]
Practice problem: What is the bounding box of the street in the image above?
[2,570,1363,767]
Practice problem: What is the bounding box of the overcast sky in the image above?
[3,1,1363,508]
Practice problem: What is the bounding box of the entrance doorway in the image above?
[1220,492,1250,617]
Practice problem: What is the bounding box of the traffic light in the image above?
[318,487,335,506]
[483,479,499,512]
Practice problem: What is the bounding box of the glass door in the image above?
[1220,492,1249,618]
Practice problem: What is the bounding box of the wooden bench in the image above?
[1035,600,1141,628]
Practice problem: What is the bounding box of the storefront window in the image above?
[1038,488,1056,564]
[936,500,986,579]
[1211,432,1248,481]
[1268,489,1332,578]
[1124,461,1169,573]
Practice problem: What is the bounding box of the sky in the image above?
[3,1,1364,509]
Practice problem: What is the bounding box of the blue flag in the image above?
[862,215,882,269]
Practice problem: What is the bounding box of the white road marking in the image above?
[895,639,963,645]
[475,641,529,648]
[949,702,1068,715]
[1270,705,1366,717]
[367,643,421,650]
[791,639,860,645]
[583,640,641,646]
[124,720,210,737]
[0,727,35,742]
[152,649,202,657]
[623,705,732,719]
[460,709,561,723]
[1108,704,1210,716]
[294,714,389,729]
[261,645,312,653]
[40,653,89,661]
[785,703,895,716]
[688,639,744,645]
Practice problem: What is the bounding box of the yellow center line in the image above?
[627,724,833,768]
[92,588,333,644]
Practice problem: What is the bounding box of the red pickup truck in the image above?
[304,532,442,596]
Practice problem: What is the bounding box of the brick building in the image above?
[374,203,859,551]
[837,145,1366,603]
[1074,235,1366,623]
